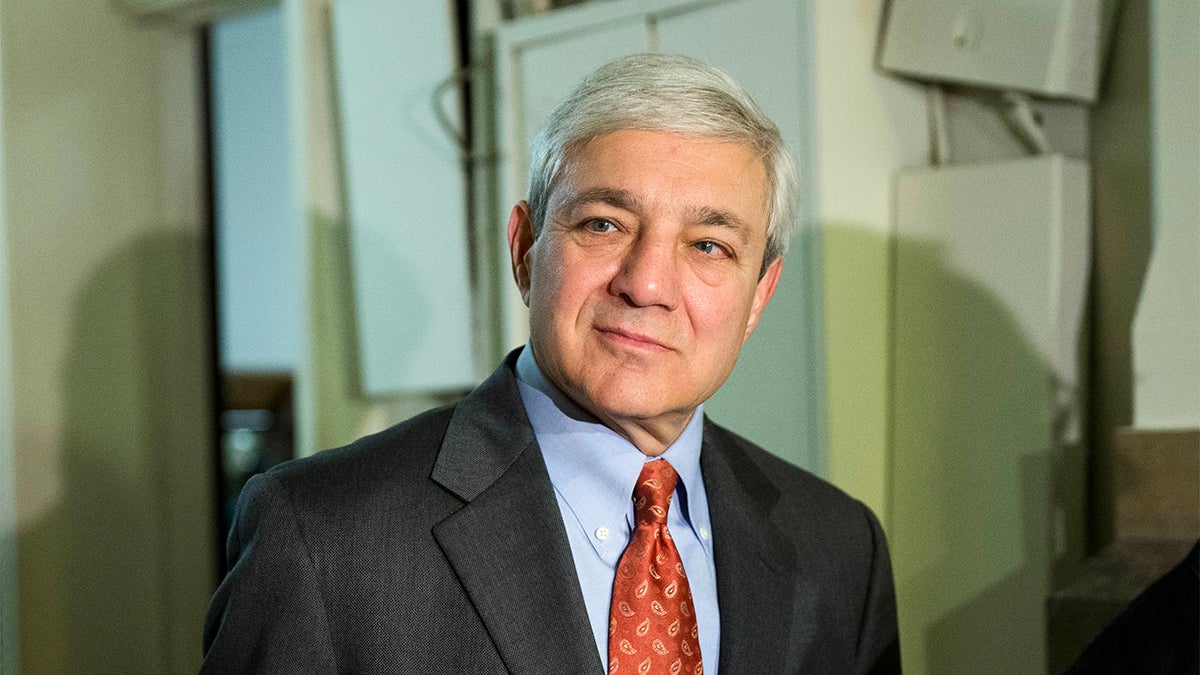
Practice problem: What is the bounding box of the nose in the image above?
[608,234,680,310]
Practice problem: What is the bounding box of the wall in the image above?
[1132,0,1199,429]
[812,0,927,530]
[2,1,216,671]
[813,1,1097,671]
[0,24,17,665]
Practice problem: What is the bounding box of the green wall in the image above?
[823,224,892,525]
[3,2,216,670]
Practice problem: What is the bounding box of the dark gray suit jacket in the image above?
[201,355,900,673]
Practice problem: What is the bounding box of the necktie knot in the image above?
[633,459,679,526]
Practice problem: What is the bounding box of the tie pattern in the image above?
[608,459,703,675]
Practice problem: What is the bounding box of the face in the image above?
[508,129,782,448]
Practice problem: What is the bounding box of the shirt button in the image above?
[595,527,610,541]
[699,527,710,540]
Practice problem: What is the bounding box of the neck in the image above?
[592,410,696,457]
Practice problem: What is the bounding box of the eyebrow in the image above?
[553,187,752,244]
[687,206,751,244]
[553,187,642,218]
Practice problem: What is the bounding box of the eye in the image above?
[583,218,617,233]
[693,240,730,258]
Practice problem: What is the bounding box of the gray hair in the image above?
[527,53,799,270]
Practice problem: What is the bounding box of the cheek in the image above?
[539,241,609,296]
[529,246,590,325]
[687,286,756,345]
[528,243,562,297]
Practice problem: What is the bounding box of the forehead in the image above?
[552,129,770,229]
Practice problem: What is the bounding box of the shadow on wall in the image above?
[308,210,468,452]
[890,231,1053,673]
[18,230,216,674]
[823,223,1083,673]
[922,456,1053,673]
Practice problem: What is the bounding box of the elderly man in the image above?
[201,53,899,674]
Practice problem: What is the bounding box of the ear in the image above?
[742,256,783,343]
[506,200,536,306]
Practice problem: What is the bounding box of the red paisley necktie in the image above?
[608,459,703,675]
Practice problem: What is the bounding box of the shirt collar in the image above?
[515,345,712,561]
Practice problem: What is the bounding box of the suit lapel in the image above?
[701,420,800,675]
[431,355,602,675]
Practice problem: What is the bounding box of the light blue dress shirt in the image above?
[514,346,721,673]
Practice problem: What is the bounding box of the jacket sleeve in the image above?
[200,472,338,673]
[854,505,902,674]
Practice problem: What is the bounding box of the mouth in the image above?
[595,325,671,352]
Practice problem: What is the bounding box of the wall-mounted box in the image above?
[894,155,1091,392]
[890,155,1091,671]
[879,0,1119,102]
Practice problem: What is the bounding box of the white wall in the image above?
[1132,0,1199,429]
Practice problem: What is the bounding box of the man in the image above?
[201,53,899,674]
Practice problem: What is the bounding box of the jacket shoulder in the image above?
[704,420,874,523]
[261,404,459,507]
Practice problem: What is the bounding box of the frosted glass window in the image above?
[332,0,474,393]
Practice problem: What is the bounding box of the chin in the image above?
[581,381,682,423]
